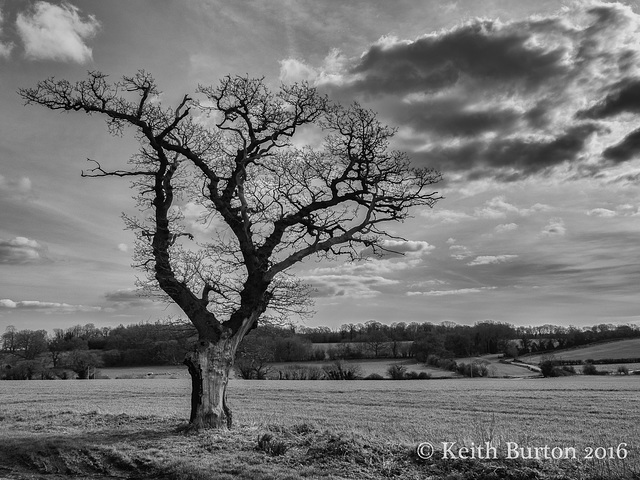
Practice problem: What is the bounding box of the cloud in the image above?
[0,175,32,198]
[346,19,569,96]
[374,239,435,256]
[309,257,420,276]
[579,78,640,119]
[602,128,640,163]
[0,298,100,313]
[104,288,154,308]
[0,237,48,264]
[467,255,518,266]
[303,2,640,181]
[279,48,348,85]
[495,223,519,233]
[585,204,639,218]
[279,58,318,83]
[179,201,220,234]
[476,196,551,219]
[586,208,617,218]
[16,1,100,63]
[449,243,473,260]
[422,208,473,223]
[303,274,399,299]
[541,218,566,236]
[407,287,496,296]
[0,9,14,59]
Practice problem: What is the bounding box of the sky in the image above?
[1,0,640,333]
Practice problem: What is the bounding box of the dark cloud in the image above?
[420,123,601,180]
[310,2,640,181]
[603,127,640,163]
[578,78,640,119]
[398,98,521,137]
[104,289,153,307]
[348,19,569,97]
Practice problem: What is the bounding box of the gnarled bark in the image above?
[183,338,236,429]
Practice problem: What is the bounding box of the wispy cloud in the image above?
[467,255,519,266]
[103,288,154,308]
[0,298,100,313]
[407,287,496,296]
[302,274,399,299]
[0,9,14,59]
[475,196,550,219]
[0,175,32,198]
[16,1,100,63]
[495,223,519,233]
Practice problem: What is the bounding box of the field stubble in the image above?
[0,376,638,479]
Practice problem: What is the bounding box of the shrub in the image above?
[582,363,598,375]
[323,360,362,380]
[617,365,629,375]
[456,362,487,378]
[540,360,556,378]
[364,373,384,380]
[278,365,326,380]
[540,359,576,377]
[387,363,407,380]
[405,370,431,380]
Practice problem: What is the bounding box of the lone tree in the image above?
[20,71,442,429]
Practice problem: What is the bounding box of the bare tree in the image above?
[20,71,442,429]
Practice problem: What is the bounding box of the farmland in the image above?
[522,338,640,365]
[0,376,638,479]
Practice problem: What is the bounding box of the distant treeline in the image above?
[1,320,639,379]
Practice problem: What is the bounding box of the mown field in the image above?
[0,376,638,479]
[522,338,640,364]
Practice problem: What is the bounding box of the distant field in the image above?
[0,377,638,479]
[101,356,540,381]
[523,338,640,364]
[267,358,456,378]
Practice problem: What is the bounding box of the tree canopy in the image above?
[20,71,442,343]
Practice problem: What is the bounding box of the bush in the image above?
[425,354,457,372]
[405,370,431,380]
[456,361,488,378]
[582,363,599,375]
[323,360,362,380]
[387,363,407,380]
[364,373,384,380]
[617,365,629,375]
[278,365,325,380]
[540,360,555,378]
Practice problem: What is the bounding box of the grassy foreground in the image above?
[0,377,638,479]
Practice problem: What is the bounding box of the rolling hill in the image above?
[522,338,640,364]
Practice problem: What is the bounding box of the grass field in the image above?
[522,338,640,364]
[103,356,540,381]
[0,376,638,479]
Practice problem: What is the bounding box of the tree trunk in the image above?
[183,338,236,429]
